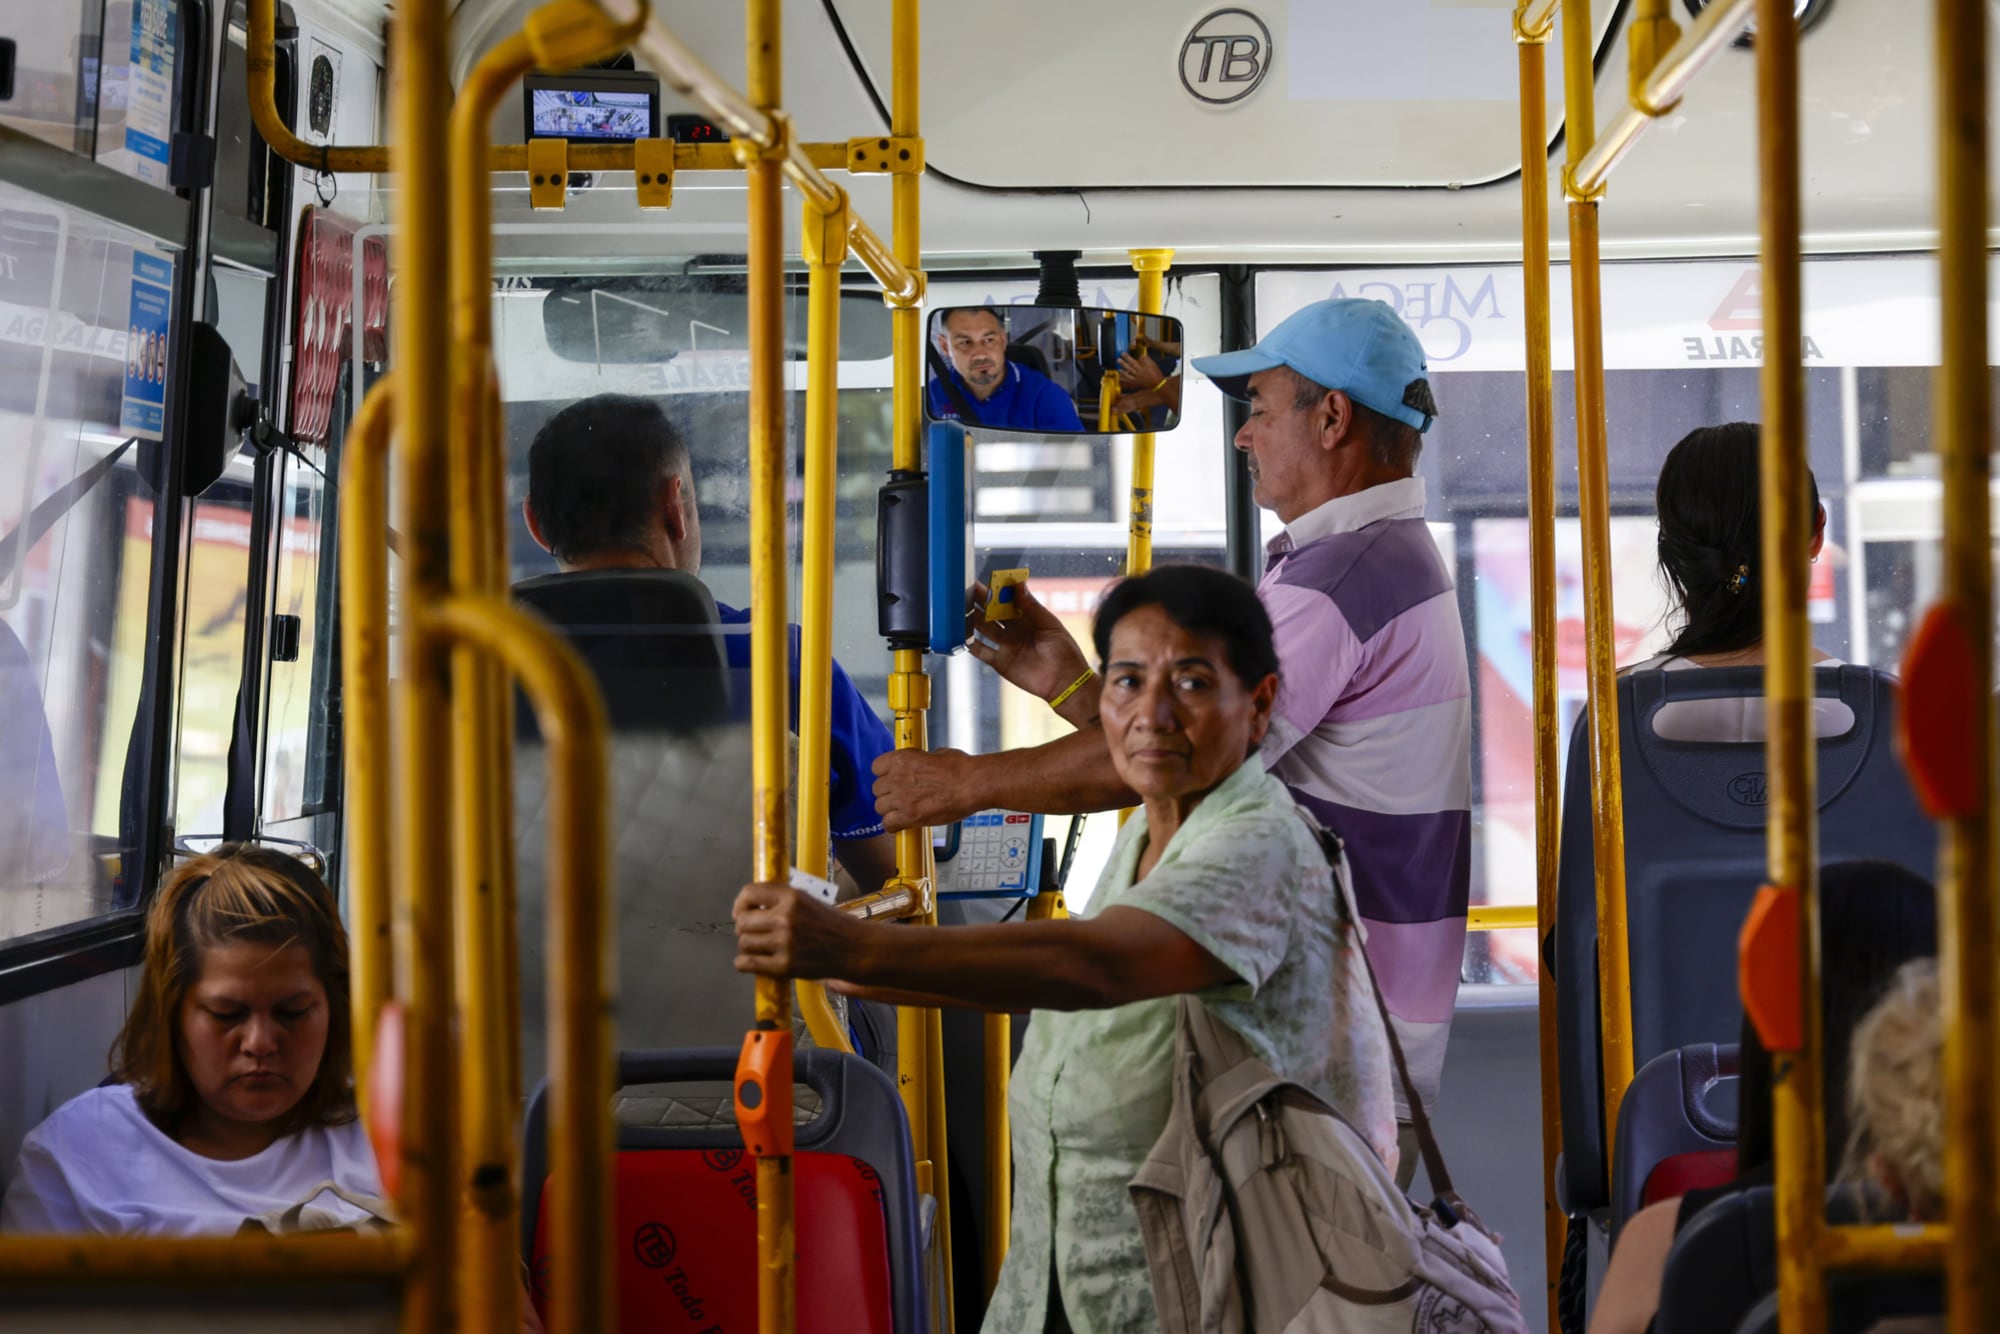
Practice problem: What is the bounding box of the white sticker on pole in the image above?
[789,868,839,906]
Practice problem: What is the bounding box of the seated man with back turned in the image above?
[927,306,1086,433]
[876,298,1470,1188]
[518,392,901,895]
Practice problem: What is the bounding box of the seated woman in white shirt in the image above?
[0,844,381,1235]
[1629,421,1853,741]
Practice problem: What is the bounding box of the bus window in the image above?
[0,184,174,940]
[0,0,106,154]
[1254,257,1934,985]
[259,450,332,830]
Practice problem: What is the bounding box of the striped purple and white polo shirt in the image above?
[1257,476,1472,1117]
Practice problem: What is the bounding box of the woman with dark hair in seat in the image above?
[1587,860,1939,1334]
[732,564,1396,1334]
[1,845,380,1234]
[1627,421,1852,740]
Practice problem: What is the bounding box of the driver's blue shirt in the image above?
[928,362,1085,432]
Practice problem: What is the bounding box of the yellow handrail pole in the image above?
[1569,0,1754,199]
[797,186,857,1054]
[246,0,386,174]
[0,1231,416,1283]
[1511,5,1562,1326]
[589,0,920,310]
[338,375,396,1099]
[742,1,797,1331]
[430,595,614,1334]
[247,0,845,179]
[1127,249,1174,579]
[1753,3,1827,1331]
[1932,1,1999,1328]
[446,34,537,1332]
[982,1007,1011,1301]
[1560,0,1637,1155]
[886,1,955,1324]
[386,0,456,1321]
[1098,372,1120,435]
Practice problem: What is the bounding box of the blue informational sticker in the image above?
[120,249,174,439]
[123,0,177,185]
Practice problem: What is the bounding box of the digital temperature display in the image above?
[666,114,730,144]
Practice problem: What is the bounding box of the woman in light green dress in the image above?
[733,565,1395,1334]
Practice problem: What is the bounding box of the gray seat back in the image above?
[1610,1042,1738,1240]
[1656,1185,1942,1334]
[1556,666,1934,1214]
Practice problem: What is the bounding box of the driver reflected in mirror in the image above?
[927,306,1086,433]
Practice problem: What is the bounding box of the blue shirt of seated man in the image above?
[927,306,1086,433]
[522,392,899,892]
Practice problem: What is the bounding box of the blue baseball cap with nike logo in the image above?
[1191,297,1436,433]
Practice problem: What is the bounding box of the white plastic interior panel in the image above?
[428,0,2000,262]
[825,0,1609,189]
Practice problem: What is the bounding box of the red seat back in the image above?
[532,1148,895,1333]
[1640,1149,1739,1211]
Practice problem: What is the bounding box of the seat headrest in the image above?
[512,569,731,736]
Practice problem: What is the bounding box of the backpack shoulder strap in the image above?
[1292,805,1473,1224]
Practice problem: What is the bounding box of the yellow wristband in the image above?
[1048,669,1095,712]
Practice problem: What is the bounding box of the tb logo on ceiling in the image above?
[1181,8,1272,105]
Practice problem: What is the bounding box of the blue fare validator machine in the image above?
[875,421,1046,901]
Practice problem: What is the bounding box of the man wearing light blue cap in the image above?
[871,298,1469,1185]
[1192,298,1469,1181]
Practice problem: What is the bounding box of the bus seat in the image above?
[511,568,753,1095]
[511,568,730,734]
[522,1048,926,1334]
[1609,1042,1739,1241]
[1004,342,1053,379]
[1555,666,1933,1218]
[1653,1185,1941,1334]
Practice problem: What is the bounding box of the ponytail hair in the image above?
[1655,422,1822,658]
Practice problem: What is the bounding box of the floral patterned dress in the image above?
[982,758,1397,1334]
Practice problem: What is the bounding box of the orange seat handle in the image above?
[735,1026,795,1158]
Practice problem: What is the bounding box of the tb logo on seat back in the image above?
[1180,8,1273,105]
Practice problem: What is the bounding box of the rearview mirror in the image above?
[924,305,1185,436]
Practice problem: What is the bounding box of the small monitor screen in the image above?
[530,89,651,140]
[522,71,660,142]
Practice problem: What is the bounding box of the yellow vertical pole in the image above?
[886,0,953,1327]
[1754,3,1826,1331]
[447,36,537,1333]
[743,2,795,1332]
[1512,6,1563,1327]
[1126,250,1173,578]
[1559,0,1636,1157]
[339,375,396,1100]
[1932,2,1998,1329]
[387,0,456,1320]
[798,186,855,1054]
[982,1009,1011,1300]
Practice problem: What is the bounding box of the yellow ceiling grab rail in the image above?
[244,0,844,177]
[590,0,925,310]
[1567,0,1753,200]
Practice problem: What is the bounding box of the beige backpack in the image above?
[1128,818,1527,1334]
